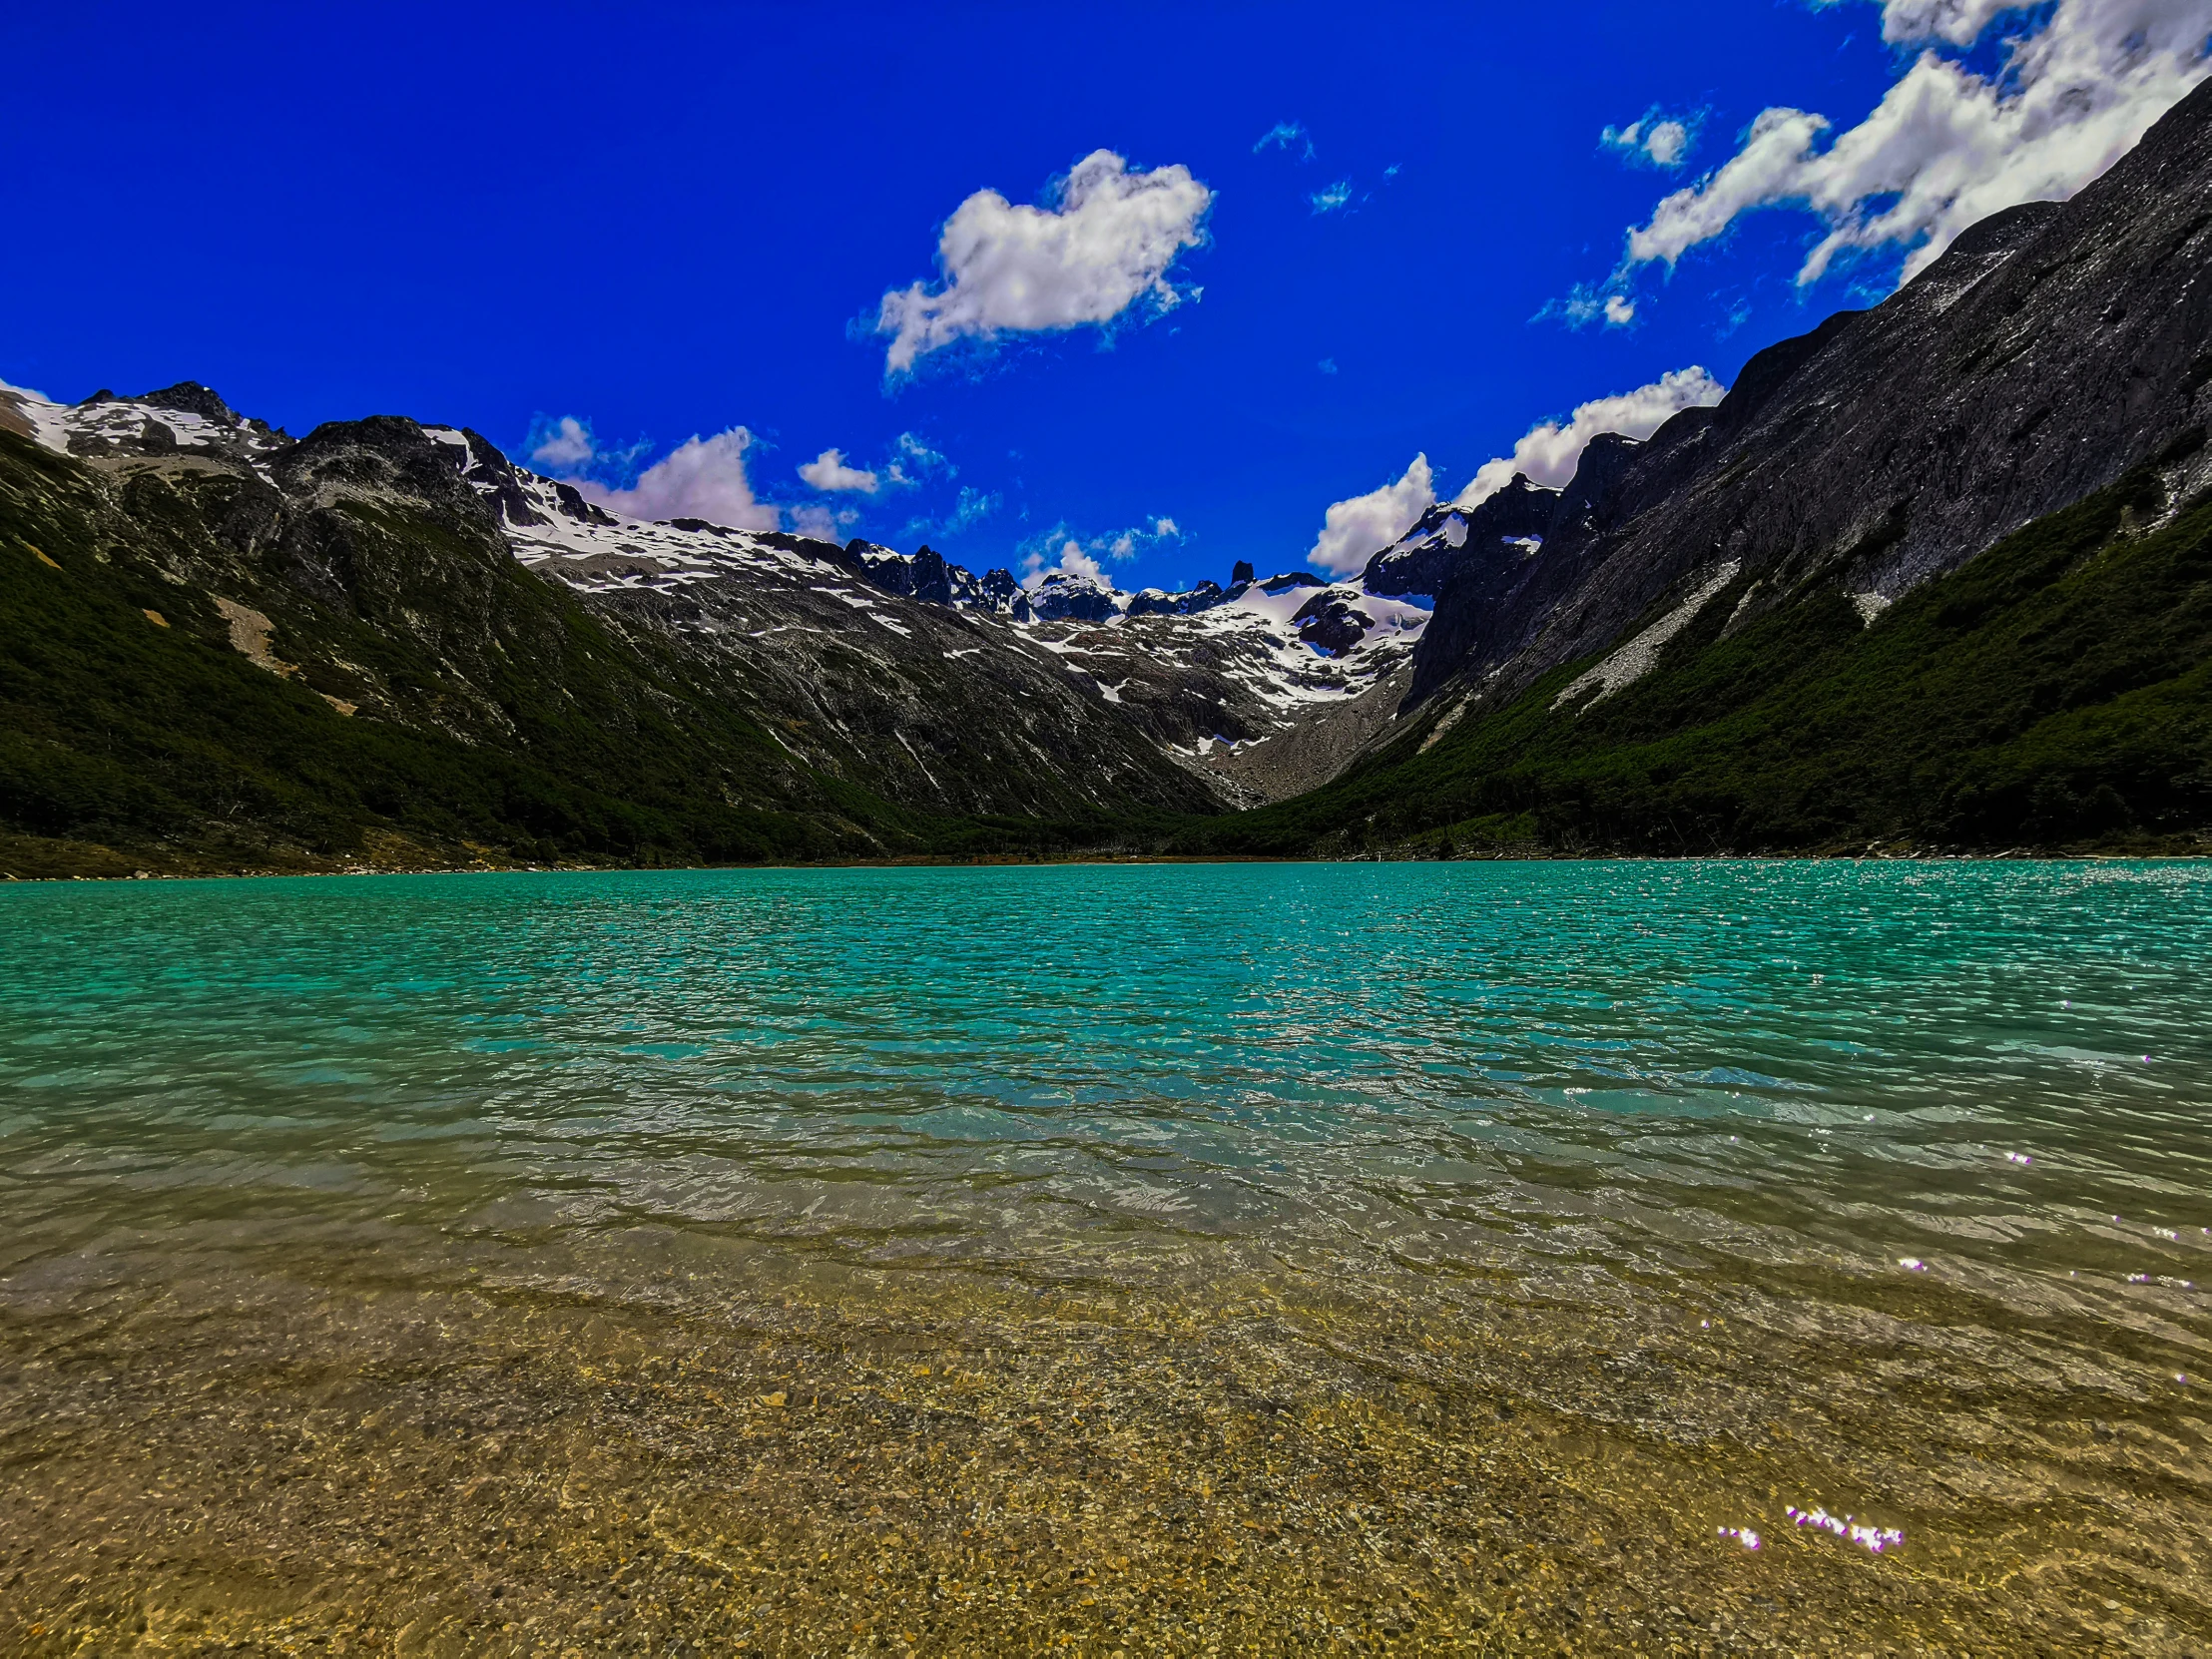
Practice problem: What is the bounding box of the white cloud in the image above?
[1021,539,1109,588]
[798,447,879,492]
[903,486,1002,543]
[1453,367,1727,508]
[788,502,859,541]
[1538,282,1641,329]
[1645,122,1692,167]
[522,413,654,486]
[1018,515,1184,582]
[530,414,596,470]
[1309,454,1434,576]
[876,150,1213,374]
[1627,0,2212,284]
[577,427,779,532]
[1602,109,1700,169]
[1852,0,2038,46]
[1253,120,1315,159]
[885,430,952,486]
[1311,180,1354,214]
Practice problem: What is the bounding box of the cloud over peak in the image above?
[875,150,1213,375]
[1626,0,2212,285]
[902,485,1002,544]
[531,415,779,533]
[1309,454,1434,576]
[1020,515,1186,586]
[528,415,596,471]
[588,428,779,531]
[1454,367,1726,508]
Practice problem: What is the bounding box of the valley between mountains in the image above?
[6,78,2212,877]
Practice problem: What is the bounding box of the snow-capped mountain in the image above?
[1000,566,1433,804]
[2,376,1449,813]
[1,379,290,469]
[394,425,1447,806]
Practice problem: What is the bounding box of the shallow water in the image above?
[2,860,2208,1653]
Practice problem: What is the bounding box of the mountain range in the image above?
[5,77,2211,876]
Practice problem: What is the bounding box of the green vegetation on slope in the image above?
[0,432,1149,876]
[8,415,2209,875]
[1177,459,2212,857]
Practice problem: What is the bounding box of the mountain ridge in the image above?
[5,81,2212,874]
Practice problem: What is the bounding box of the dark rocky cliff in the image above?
[1406,75,2212,711]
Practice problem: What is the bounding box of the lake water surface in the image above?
[3,861,2208,1653]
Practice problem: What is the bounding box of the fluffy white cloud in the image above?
[1602,110,1699,168]
[798,447,879,492]
[1453,367,1727,508]
[876,150,1213,374]
[1851,0,2036,46]
[788,502,859,541]
[1628,0,2212,284]
[1021,539,1108,588]
[578,428,779,532]
[522,413,653,484]
[529,415,596,470]
[1309,454,1434,576]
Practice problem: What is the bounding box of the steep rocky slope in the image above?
[1173,78,2212,858]
[1004,571,1431,805]
[0,391,1225,874]
[1,373,1443,863]
[1402,75,2212,717]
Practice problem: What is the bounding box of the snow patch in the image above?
[421,426,473,468]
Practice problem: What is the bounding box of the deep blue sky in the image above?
[2,2,1917,588]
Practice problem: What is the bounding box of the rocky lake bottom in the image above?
[2,860,2208,1654]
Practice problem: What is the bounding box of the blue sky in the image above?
[4,1,2202,592]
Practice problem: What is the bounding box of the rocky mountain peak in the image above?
[135,381,243,425]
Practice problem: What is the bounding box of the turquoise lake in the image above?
[3,859,2209,1652]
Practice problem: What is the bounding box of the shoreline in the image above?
[6,830,2209,883]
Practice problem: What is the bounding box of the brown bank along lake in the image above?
[1,860,2208,1654]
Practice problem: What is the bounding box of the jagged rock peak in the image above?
[1364,476,1558,598]
[136,381,241,425]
